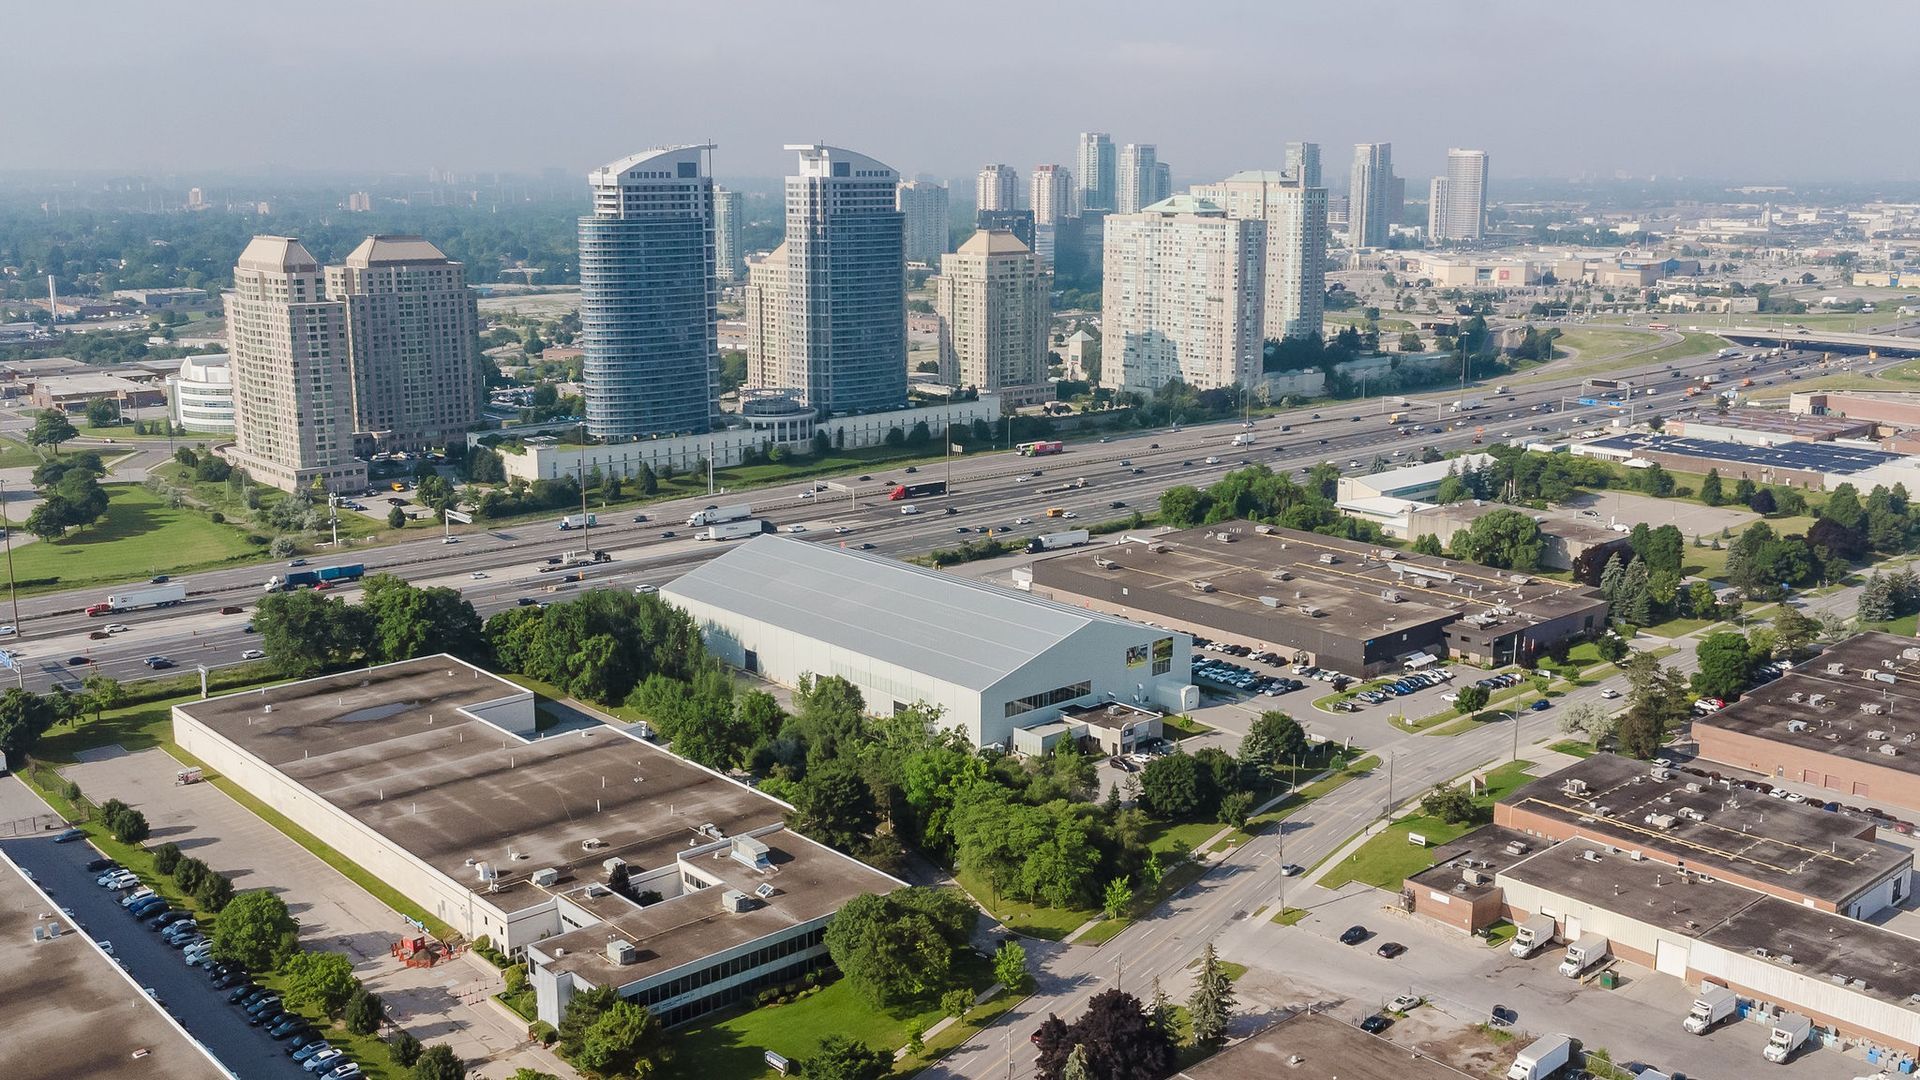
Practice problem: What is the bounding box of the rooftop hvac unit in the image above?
[730,835,771,872]
[1876,672,1899,684]
[1809,694,1829,709]
[1678,808,1706,822]
[1564,779,1590,796]
[1378,549,1400,560]
[1255,524,1278,535]
[1904,648,1920,662]
[601,856,628,875]
[1629,850,1645,861]
[607,940,638,965]
[531,868,559,888]
[1463,869,1489,886]
[1150,544,1169,553]
[1863,703,1888,715]
[1826,663,1849,676]
[1882,744,1902,757]
[1684,782,1703,794]
[1789,720,1813,733]
[474,861,496,883]
[1651,767,1672,781]
[1869,730,1891,741]
[1509,575,1533,585]
[1788,691,1806,703]
[1381,590,1404,603]
[1317,552,1338,564]
[1645,813,1678,830]
[1504,840,1531,857]
[581,837,607,851]
[1299,605,1324,618]
[1580,849,1603,862]
[721,889,752,913]
[754,882,778,900]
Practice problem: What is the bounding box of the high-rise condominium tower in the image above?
[896,180,951,265]
[1100,195,1265,394]
[1077,132,1116,212]
[1030,164,1075,226]
[1348,142,1395,248]
[579,145,718,438]
[1284,141,1322,188]
[1116,144,1163,214]
[934,230,1051,407]
[977,164,1020,212]
[224,237,366,493]
[1190,173,1327,341]
[714,187,746,283]
[748,144,906,414]
[327,235,483,453]
[1431,148,1489,242]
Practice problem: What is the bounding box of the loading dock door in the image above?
[1655,939,1687,978]
[1564,915,1581,940]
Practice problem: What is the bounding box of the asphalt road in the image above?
[0,342,1875,694]
[3,836,313,1079]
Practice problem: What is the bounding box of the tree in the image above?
[1419,784,1478,825]
[942,987,974,1020]
[29,411,78,452]
[1450,509,1544,571]
[80,674,125,721]
[1771,607,1819,659]
[1218,789,1254,828]
[359,574,485,664]
[0,688,56,764]
[1187,942,1235,1047]
[212,890,299,972]
[1034,989,1176,1080]
[106,804,149,844]
[1454,685,1490,715]
[1692,632,1756,701]
[994,938,1031,994]
[798,1035,890,1080]
[1236,711,1307,778]
[1101,876,1134,921]
[793,761,879,851]
[507,1072,559,1080]
[152,841,181,875]
[824,888,973,1006]
[1140,753,1206,818]
[558,986,617,1058]
[1411,533,1444,557]
[1749,487,1777,515]
[1063,1045,1093,1080]
[1558,701,1618,747]
[388,505,408,530]
[345,988,386,1036]
[388,1031,423,1067]
[1700,469,1724,506]
[1619,651,1689,760]
[1594,634,1629,664]
[255,589,367,677]
[283,950,360,1016]
[410,1044,467,1080]
[85,397,121,428]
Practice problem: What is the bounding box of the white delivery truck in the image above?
[1451,398,1484,412]
[102,582,188,612]
[1510,913,1557,958]
[1506,1034,1574,1080]
[1762,1013,1813,1063]
[1025,530,1090,554]
[1557,933,1610,978]
[698,519,772,541]
[557,513,597,530]
[1683,984,1738,1035]
[1231,432,1257,446]
[687,504,752,528]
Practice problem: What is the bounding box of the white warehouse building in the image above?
[662,536,1198,749]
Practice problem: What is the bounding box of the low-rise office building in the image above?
[171,655,899,1029]
[30,372,167,413]
[1695,632,1920,813]
[1017,522,1606,675]
[664,536,1196,750]
[1335,453,1498,504]
[167,352,234,433]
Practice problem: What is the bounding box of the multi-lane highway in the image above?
[0,341,1889,693]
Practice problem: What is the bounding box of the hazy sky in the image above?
[14,0,1913,185]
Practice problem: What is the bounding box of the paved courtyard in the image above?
[1566,489,1758,538]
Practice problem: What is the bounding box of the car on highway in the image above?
[1600,687,1619,698]
[858,542,875,549]
[241,649,266,661]
[66,655,90,666]
[104,623,130,634]
[1278,863,1303,876]
[149,575,169,584]
[288,559,308,567]
[1108,501,1126,509]
[1014,517,1033,525]
[440,536,459,545]
[1376,941,1407,959]
[660,530,676,539]
[1529,698,1552,712]
[144,656,174,669]
[785,525,808,534]
[1339,925,1370,945]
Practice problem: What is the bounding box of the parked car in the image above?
[1339,925,1370,945]
[1359,1014,1392,1034]
[1376,941,1407,959]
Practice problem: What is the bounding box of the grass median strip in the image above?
[1316,760,1535,891]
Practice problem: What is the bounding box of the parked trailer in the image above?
[1556,933,1609,978]
[1510,913,1557,958]
[1506,1034,1573,1080]
[1025,529,1091,554]
[1683,984,1738,1035]
[1762,1013,1813,1063]
[100,582,187,613]
[697,519,774,541]
[686,504,751,528]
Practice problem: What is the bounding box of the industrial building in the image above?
[1664,407,1874,446]
[663,536,1197,750]
[171,655,900,1029]
[1016,522,1607,675]
[1796,390,1920,431]
[1335,453,1498,504]
[29,372,167,414]
[1695,632,1920,813]
[1572,431,1920,492]
[1400,753,1920,1058]
[1176,1011,1475,1080]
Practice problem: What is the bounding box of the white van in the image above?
[900,504,919,515]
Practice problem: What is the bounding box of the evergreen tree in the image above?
[1187,942,1235,1047]
[1700,469,1724,506]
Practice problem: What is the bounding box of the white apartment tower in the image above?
[1348,142,1395,248]
[327,235,483,453]
[1284,141,1322,188]
[1431,148,1489,242]
[1117,143,1166,214]
[1077,132,1116,212]
[977,164,1020,212]
[933,230,1051,407]
[747,145,907,414]
[896,180,951,265]
[714,187,746,283]
[1190,173,1327,341]
[224,237,367,493]
[1100,196,1265,395]
[1030,165,1075,226]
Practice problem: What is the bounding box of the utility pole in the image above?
[0,479,18,639]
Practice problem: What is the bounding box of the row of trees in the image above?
[1033,943,1237,1080]
[255,574,485,677]
[26,451,110,539]
[1157,463,1382,542]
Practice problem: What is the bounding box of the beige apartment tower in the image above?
[327,235,483,454]
[224,237,367,493]
[1189,172,1327,341]
[1029,164,1075,226]
[1100,196,1265,395]
[743,242,795,392]
[933,230,1051,407]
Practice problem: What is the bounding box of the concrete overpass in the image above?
[1719,325,1920,357]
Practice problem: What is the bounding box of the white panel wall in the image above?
[1690,939,1920,1051]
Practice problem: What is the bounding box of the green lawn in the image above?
[1549,739,1598,758]
[1316,760,1536,891]
[2,483,266,592]
[0,436,43,468]
[1552,327,1661,362]
[1160,713,1214,739]
[953,866,1097,941]
[1271,907,1309,926]
[1641,331,1730,366]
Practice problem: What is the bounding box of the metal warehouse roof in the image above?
[1583,432,1906,474]
[663,536,1137,692]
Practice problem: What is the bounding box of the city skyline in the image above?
[9,1,1913,182]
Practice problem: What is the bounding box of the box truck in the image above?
[558,513,597,530]
[1557,934,1609,978]
[265,563,364,592]
[1510,913,1557,959]
[686,504,751,528]
[697,519,773,541]
[97,582,187,613]
[1505,1034,1573,1080]
[1683,984,1738,1035]
[1762,1013,1812,1063]
[1026,529,1090,554]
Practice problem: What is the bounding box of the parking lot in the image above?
[1566,489,1758,538]
[58,748,569,1078]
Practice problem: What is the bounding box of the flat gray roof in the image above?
[1698,894,1920,1015]
[663,535,1144,692]
[1501,837,1766,938]
[1177,1011,1475,1080]
[0,854,215,1080]
[1500,753,1904,906]
[1697,632,1920,779]
[1406,824,1542,903]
